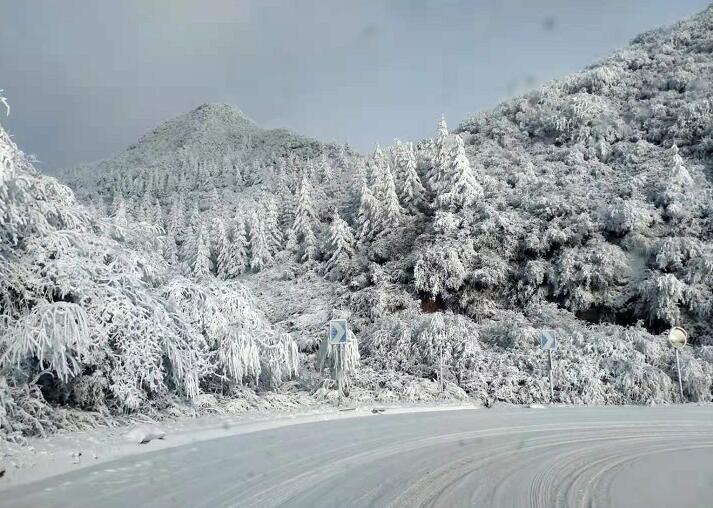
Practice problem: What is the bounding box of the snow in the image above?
[2,4,713,451]
[0,402,477,491]
[125,425,166,444]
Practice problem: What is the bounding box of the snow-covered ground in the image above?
[3,405,712,508]
[0,401,477,491]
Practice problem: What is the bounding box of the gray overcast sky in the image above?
[1,0,710,171]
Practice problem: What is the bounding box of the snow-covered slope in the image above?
[14,5,713,432]
[0,104,302,443]
[77,103,336,174]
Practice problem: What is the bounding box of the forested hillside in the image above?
[3,6,713,441]
[0,102,300,442]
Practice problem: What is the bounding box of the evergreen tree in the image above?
[211,218,230,275]
[357,183,379,243]
[302,224,318,262]
[325,209,355,274]
[381,164,404,229]
[263,199,284,254]
[367,145,388,199]
[391,140,408,187]
[191,226,212,278]
[428,115,451,194]
[208,186,221,212]
[151,199,165,230]
[112,195,128,225]
[136,192,152,222]
[318,152,333,182]
[166,195,185,235]
[434,135,483,212]
[670,144,693,186]
[290,176,318,261]
[185,202,201,234]
[222,156,243,188]
[248,211,272,272]
[398,142,425,213]
[223,215,248,277]
[276,180,296,231]
[163,232,179,265]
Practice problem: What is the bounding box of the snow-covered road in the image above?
[3,406,713,507]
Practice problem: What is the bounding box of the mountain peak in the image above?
[188,103,258,127]
[124,102,262,157]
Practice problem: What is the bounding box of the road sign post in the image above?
[548,349,554,401]
[439,344,444,394]
[329,319,349,404]
[668,327,688,402]
[539,331,558,402]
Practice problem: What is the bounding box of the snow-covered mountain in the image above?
[65,5,713,407]
[70,102,343,181]
[3,6,713,442]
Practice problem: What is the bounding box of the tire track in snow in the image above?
[3,406,713,508]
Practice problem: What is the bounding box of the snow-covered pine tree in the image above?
[398,142,425,213]
[367,145,388,200]
[670,144,693,186]
[208,186,221,213]
[318,152,333,183]
[192,225,213,278]
[186,200,202,231]
[150,199,165,230]
[163,232,179,265]
[263,199,284,255]
[434,134,483,212]
[166,195,185,235]
[381,163,404,229]
[112,195,128,225]
[357,183,379,243]
[290,175,319,262]
[248,211,272,272]
[244,160,263,186]
[222,214,248,277]
[392,140,409,186]
[301,224,318,263]
[427,115,452,195]
[325,209,355,275]
[221,156,242,188]
[276,180,296,231]
[211,218,231,277]
[139,192,153,222]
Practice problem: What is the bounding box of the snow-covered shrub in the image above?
[414,241,470,298]
[0,303,91,383]
[612,357,673,404]
[636,272,688,325]
[550,239,631,314]
[603,198,655,235]
[317,329,360,379]
[480,311,535,349]
[361,311,479,389]
[678,352,713,402]
[263,333,299,387]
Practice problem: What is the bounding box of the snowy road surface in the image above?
[3,406,713,507]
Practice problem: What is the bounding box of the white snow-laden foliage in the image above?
[0,110,300,442]
[0,303,91,383]
[317,329,360,394]
[324,209,355,278]
[289,175,319,262]
[5,6,712,434]
[393,140,425,213]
